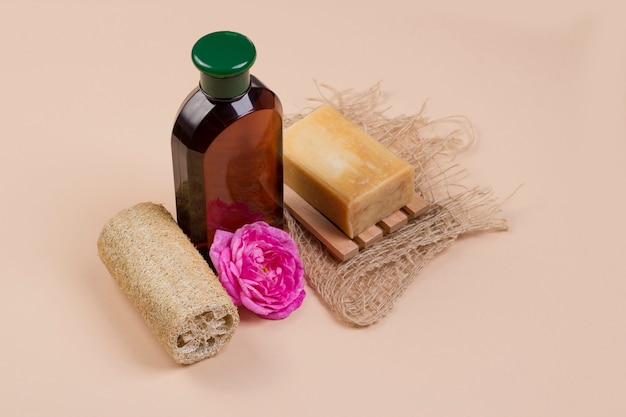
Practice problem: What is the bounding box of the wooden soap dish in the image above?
[284,184,431,261]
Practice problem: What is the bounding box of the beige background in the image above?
[1,0,625,416]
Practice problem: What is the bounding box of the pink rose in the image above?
[209,221,306,320]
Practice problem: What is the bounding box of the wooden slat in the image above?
[378,210,408,234]
[402,193,430,219]
[354,225,384,249]
[284,185,359,261]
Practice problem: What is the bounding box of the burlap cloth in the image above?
[284,84,509,327]
[97,202,239,364]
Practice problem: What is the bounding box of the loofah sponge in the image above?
[97,202,239,365]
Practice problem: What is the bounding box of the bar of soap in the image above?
[284,105,415,238]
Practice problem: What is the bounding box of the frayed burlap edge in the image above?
[284,83,509,327]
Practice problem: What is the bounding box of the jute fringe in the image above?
[284,84,509,327]
[97,202,239,364]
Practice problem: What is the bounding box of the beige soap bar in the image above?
[284,105,415,238]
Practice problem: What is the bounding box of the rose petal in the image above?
[262,289,306,320]
[209,229,245,305]
[209,229,233,270]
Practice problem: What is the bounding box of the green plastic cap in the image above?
[192,31,257,99]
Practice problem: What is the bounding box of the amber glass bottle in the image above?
[171,31,283,262]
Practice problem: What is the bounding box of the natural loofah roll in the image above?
[97,202,239,365]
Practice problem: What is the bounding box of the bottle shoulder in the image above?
[172,78,281,152]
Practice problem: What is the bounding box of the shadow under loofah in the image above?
[284,83,509,327]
